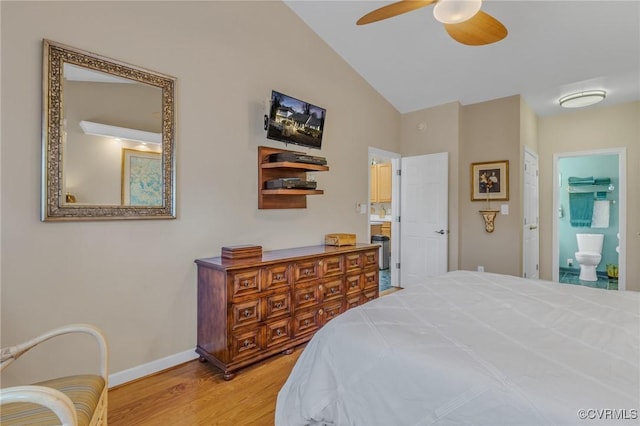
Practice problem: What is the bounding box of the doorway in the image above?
[552,148,626,290]
[368,148,449,290]
[369,148,401,290]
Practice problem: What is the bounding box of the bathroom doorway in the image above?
[552,148,626,290]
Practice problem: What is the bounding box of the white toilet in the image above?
[575,234,604,281]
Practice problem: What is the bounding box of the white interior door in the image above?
[400,152,448,288]
[523,149,539,279]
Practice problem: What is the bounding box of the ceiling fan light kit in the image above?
[558,90,607,108]
[433,0,482,24]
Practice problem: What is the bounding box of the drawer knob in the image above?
[304,319,309,326]
[276,328,282,336]
[243,339,251,347]
[243,280,250,287]
[243,309,251,317]
[274,302,283,309]
[304,294,310,300]
[275,274,282,280]
[330,287,336,294]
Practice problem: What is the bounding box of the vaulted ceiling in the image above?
[285,1,640,116]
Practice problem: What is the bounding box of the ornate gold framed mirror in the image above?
[42,39,176,221]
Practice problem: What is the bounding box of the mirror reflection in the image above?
[62,64,163,206]
[42,40,176,220]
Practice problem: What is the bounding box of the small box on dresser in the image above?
[324,233,356,247]
[194,244,379,380]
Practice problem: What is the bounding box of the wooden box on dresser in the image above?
[195,244,379,380]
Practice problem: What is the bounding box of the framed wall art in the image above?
[121,148,162,206]
[471,160,509,202]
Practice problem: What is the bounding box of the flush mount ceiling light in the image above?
[433,0,482,24]
[558,90,607,108]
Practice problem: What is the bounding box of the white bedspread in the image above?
[275,271,640,425]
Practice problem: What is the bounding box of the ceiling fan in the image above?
[356,0,507,46]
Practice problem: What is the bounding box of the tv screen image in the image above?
[266,90,326,150]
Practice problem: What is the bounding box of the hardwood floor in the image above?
[108,289,402,425]
[108,348,303,425]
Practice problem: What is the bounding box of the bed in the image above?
[275,271,640,425]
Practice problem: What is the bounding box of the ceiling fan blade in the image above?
[444,10,508,46]
[357,0,436,25]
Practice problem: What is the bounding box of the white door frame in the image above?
[552,148,626,290]
[523,147,539,279]
[368,147,401,287]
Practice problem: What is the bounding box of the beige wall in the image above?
[459,96,522,276]
[399,96,527,277]
[400,101,461,270]
[0,1,400,385]
[520,98,539,154]
[538,101,640,290]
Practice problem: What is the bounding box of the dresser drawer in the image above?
[346,294,361,310]
[361,289,378,304]
[322,301,344,324]
[231,328,262,361]
[293,285,320,309]
[362,250,378,268]
[321,278,343,302]
[230,269,260,299]
[231,299,261,329]
[363,270,378,290]
[262,264,290,291]
[264,292,290,319]
[293,308,321,336]
[294,260,320,283]
[345,253,362,272]
[266,318,291,348]
[321,255,344,277]
[345,274,362,295]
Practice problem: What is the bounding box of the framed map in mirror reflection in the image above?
[121,149,162,206]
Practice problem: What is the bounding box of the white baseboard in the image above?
[109,349,199,388]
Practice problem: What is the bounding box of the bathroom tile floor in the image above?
[379,268,391,292]
[559,270,618,290]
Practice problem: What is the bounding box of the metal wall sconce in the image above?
[479,209,499,233]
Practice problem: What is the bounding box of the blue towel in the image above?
[594,177,611,186]
[568,176,595,186]
[569,192,594,227]
[596,191,608,200]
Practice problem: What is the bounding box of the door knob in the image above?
[529,225,538,230]
[435,229,446,235]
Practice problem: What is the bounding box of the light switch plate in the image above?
[501,204,509,215]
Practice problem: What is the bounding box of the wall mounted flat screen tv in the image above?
[266,90,326,150]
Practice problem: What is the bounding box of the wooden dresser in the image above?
[195,244,379,380]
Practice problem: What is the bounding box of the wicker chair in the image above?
[0,324,108,426]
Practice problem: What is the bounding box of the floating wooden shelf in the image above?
[261,162,329,172]
[258,146,329,209]
[262,189,324,195]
